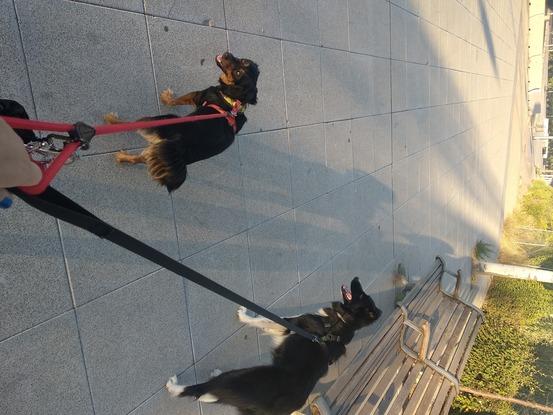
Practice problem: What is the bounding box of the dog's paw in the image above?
[160,88,175,106]
[166,375,177,388]
[210,369,222,378]
[115,151,130,163]
[237,306,250,322]
[166,375,186,397]
[103,112,120,124]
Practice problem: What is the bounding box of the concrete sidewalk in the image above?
[0,1,530,414]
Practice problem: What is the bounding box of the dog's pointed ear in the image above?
[350,277,366,299]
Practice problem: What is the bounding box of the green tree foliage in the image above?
[520,180,553,229]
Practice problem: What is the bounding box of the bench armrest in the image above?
[399,305,460,393]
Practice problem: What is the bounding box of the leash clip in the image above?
[70,122,96,150]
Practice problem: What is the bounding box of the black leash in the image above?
[11,187,320,343]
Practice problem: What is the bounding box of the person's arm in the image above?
[0,118,42,207]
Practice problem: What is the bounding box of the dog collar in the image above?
[220,93,247,114]
[321,333,341,343]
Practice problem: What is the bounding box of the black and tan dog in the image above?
[104,52,259,192]
[166,277,382,415]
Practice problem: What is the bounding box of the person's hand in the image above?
[0,118,42,208]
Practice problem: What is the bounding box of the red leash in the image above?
[1,112,227,195]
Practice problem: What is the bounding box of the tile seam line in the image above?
[11,0,40,119]
[144,12,162,115]
[388,0,395,260]
[71,309,98,415]
[55,220,97,414]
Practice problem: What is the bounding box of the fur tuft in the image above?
[146,139,188,192]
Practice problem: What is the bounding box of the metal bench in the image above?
[313,257,484,415]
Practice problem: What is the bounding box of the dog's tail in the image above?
[165,376,218,402]
[146,138,188,193]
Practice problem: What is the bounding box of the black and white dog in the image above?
[166,277,382,415]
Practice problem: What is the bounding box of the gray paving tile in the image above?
[282,42,323,127]
[224,0,280,37]
[278,0,319,45]
[373,113,392,170]
[370,0,392,58]
[349,0,390,58]
[148,16,228,116]
[248,211,298,306]
[0,312,93,415]
[77,269,192,415]
[0,0,34,115]
[322,48,352,121]
[144,0,225,27]
[15,0,158,154]
[228,31,287,134]
[351,116,374,177]
[349,0,372,55]
[392,3,426,64]
[0,202,72,341]
[325,120,353,190]
[373,57,392,114]
[198,326,259,415]
[350,54,375,118]
[240,129,292,227]
[295,194,334,279]
[327,183,357,255]
[318,0,349,49]
[299,261,335,309]
[392,156,409,208]
[183,233,252,360]
[55,152,178,305]
[172,144,246,258]
[392,110,410,162]
[352,175,377,237]
[289,124,328,206]
[391,60,407,112]
[405,62,428,109]
[77,0,144,12]
[130,366,199,415]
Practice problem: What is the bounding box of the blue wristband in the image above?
[0,196,13,209]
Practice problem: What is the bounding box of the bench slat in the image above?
[400,305,468,414]
[413,308,474,413]
[437,317,483,414]
[349,345,412,414]
[430,313,483,415]
[352,295,454,414]
[381,302,465,414]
